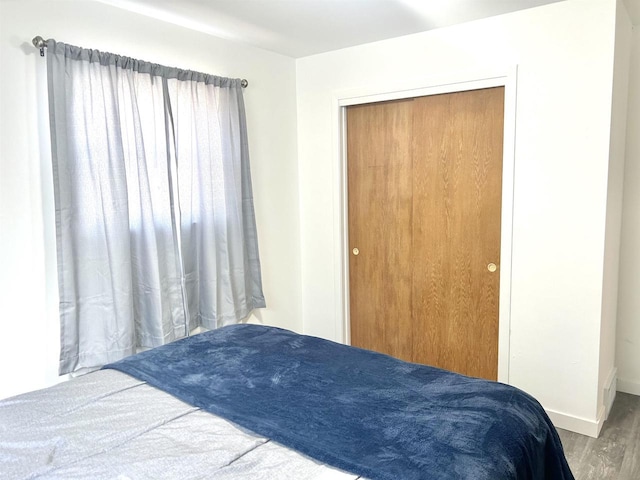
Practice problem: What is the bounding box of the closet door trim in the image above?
[331,66,518,383]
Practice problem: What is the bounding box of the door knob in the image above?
[487,263,497,272]
[352,248,359,256]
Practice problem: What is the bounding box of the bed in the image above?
[1,324,573,480]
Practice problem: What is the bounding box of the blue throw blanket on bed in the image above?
[104,324,574,480]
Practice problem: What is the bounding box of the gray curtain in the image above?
[46,40,265,375]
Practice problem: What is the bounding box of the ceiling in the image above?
[97,0,565,58]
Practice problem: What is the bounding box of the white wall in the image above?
[617,25,640,396]
[599,0,632,418]
[296,0,618,436]
[0,0,301,399]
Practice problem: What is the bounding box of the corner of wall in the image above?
[598,0,633,415]
[604,366,618,418]
[617,377,640,395]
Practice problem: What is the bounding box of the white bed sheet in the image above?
[0,369,361,480]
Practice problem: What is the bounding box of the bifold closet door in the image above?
[347,87,504,381]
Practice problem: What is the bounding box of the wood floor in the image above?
[557,392,640,479]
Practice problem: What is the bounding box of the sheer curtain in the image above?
[46,40,265,375]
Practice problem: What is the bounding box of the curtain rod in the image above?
[31,36,249,88]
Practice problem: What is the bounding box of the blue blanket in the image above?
[104,324,574,480]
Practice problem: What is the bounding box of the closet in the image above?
[347,87,504,380]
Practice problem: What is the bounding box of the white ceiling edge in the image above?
[94,0,565,58]
[93,0,245,44]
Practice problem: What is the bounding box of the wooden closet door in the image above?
[411,88,504,380]
[347,99,414,362]
[347,87,504,380]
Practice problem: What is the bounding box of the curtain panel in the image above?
[46,40,265,375]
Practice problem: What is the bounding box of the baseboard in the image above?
[603,367,617,419]
[545,407,604,438]
[617,377,640,396]
[546,369,622,438]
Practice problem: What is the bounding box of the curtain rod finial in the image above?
[241,79,248,88]
[32,36,46,48]
[32,36,47,56]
